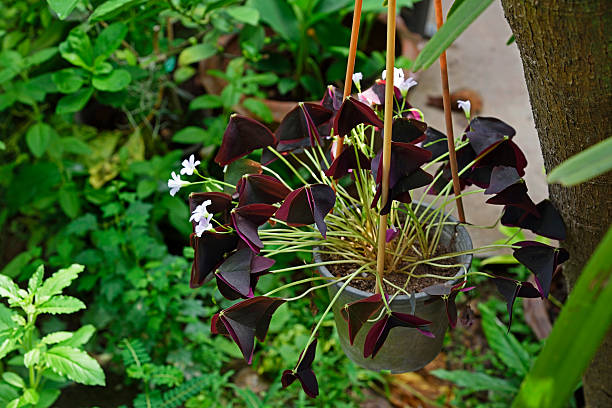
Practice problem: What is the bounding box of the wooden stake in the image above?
[433,0,465,223]
[375,0,397,288]
[335,0,363,159]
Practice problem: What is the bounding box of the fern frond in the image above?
[120,338,151,368]
[150,365,183,387]
[161,377,208,408]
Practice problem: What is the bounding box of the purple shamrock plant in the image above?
[167,69,569,398]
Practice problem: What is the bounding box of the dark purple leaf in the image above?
[423,127,448,160]
[276,103,333,152]
[493,277,541,331]
[501,199,567,240]
[340,294,384,345]
[215,248,254,298]
[190,228,239,288]
[424,283,474,329]
[470,117,516,138]
[231,204,277,252]
[189,192,233,228]
[363,312,433,358]
[333,96,383,138]
[281,339,319,398]
[467,117,516,155]
[513,241,569,298]
[484,166,521,194]
[321,85,343,112]
[211,296,285,364]
[215,114,276,166]
[378,169,434,215]
[390,118,427,144]
[237,174,291,206]
[275,185,336,237]
[475,140,527,177]
[486,182,539,216]
[324,147,371,179]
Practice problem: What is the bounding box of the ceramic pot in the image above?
[315,205,472,373]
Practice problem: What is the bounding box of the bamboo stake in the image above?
[375,0,397,290]
[335,0,363,159]
[433,0,465,223]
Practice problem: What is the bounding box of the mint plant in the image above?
[0,264,105,408]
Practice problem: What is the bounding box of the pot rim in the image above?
[314,204,473,302]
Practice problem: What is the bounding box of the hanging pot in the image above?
[315,204,473,373]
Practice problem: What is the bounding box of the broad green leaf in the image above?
[51,68,85,93]
[189,94,223,110]
[172,126,209,144]
[45,346,105,386]
[547,137,612,186]
[47,0,79,19]
[0,93,16,111]
[480,304,531,376]
[57,325,95,348]
[242,98,273,122]
[23,388,39,405]
[37,296,85,315]
[24,348,41,368]
[61,137,93,155]
[2,372,25,389]
[480,254,519,266]
[34,389,60,408]
[42,331,73,345]
[513,225,612,408]
[37,264,83,300]
[59,186,80,218]
[59,28,94,69]
[0,304,16,331]
[56,87,93,114]
[178,43,216,66]
[412,0,494,71]
[224,158,262,193]
[92,69,131,91]
[173,66,195,83]
[0,275,20,304]
[0,384,18,406]
[94,22,127,61]
[226,6,260,25]
[0,338,17,360]
[249,0,300,42]
[28,265,44,294]
[89,0,140,21]
[26,123,57,158]
[432,369,516,393]
[24,48,58,67]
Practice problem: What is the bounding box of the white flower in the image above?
[352,72,363,90]
[168,171,188,197]
[190,200,212,223]
[180,154,200,176]
[382,67,404,86]
[195,214,214,237]
[457,100,471,117]
[398,77,418,95]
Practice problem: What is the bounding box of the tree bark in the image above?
[500,0,612,406]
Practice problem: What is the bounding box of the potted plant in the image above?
[166,1,569,399]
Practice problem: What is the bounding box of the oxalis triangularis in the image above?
[166,0,568,398]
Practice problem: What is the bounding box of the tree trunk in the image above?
[500,0,612,406]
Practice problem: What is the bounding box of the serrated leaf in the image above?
[24,348,41,368]
[28,265,44,294]
[0,275,20,304]
[2,372,25,388]
[45,346,105,386]
[37,264,83,300]
[0,338,17,360]
[42,331,73,345]
[37,296,85,315]
[47,0,79,19]
[0,304,16,331]
[57,325,95,348]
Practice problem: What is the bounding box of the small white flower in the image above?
[457,100,471,117]
[190,200,212,223]
[195,214,214,237]
[381,67,404,86]
[352,72,363,90]
[398,77,418,95]
[180,154,200,176]
[168,171,188,197]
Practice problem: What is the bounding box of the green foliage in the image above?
[0,264,104,407]
[513,225,612,408]
[547,136,612,186]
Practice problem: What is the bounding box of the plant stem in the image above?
[375,0,397,292]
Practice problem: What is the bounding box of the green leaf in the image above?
[189,94,223,110]
[23,388,39,405]
[242,98,273,122]
[226,6,260,25]
[35,389,60,408]
[412,0,494,71]
[172,126,210,144]
[89,0,140,21]
[94,22,128,60]
[547,137,612,186]
[59,28,94,69]
[0,304,16,331]
[61,137,93,155]
[224,158,262,192]
[45,346,105,386]
[56,87,93,114]
[173,66,195,83]
[26,123,57,158]
[480,254,520,266]
[24,348,41,368]
[250,0,299,42]
[52,68,86,93]
[2,372,25,389]
[42,331,73,345]
[37,264,83,300]
[512,225,612,408]
[28,265,44,294]
[37,296,85,315]
[178,43,216,66]
[24,48,59,67]
[57,325,95,348]
[92,69,131,92]
[0,275,20,304]
[59,186,80,218]
[479,304,531,376]
[47,0,79,19]
[432,369,516,393]
[0,338,17,360]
